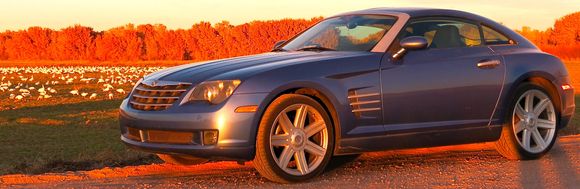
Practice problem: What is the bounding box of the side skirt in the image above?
[336,125,503,155]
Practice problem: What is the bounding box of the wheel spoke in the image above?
[278,113,294,133]
[525,93,534,112]
[271,134,291,146]
[294,150,309,174]
[277,147,294,168]
[305,141,326,157]
[515,104,526,119]
[304,120,325,137]
[537,119,556,129]
[531,128,547,149]
[522,129,531,149]
[514,122,525,134]
[294,105,308,129]
[533,98,550,115]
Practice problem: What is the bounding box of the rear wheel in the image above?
[495,83,558,159]
[253,94,334,183]
[156,154,208,165]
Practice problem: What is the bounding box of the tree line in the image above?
[517,12,580,60]
[0,18,322,61]
[0,12,578,62]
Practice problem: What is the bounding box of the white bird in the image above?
[80,78,94,83]
[81,93,88,97]
[108,93,114,99]
[89,93,97,99]
[9,94,15,99]
[70,90,79,95]
[116,88,126,94]
[38,85,46,94]
[15,95,23,100]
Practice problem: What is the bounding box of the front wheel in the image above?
[495,83,558,159]
[253,94,335,183]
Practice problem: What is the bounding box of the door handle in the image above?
[477,60,501,69]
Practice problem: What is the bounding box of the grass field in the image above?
[0,61,578,175]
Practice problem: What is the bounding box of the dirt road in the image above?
[2,135,579,188]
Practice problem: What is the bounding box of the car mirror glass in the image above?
[392,36,428,59]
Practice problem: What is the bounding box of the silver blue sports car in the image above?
[119,8,575,183]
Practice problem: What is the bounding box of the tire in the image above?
[253,94,335,183]
[495,83,559,160]
[156,154,209,165]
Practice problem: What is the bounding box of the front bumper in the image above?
[119,93,268,161]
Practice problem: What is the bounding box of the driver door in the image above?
[380,18,505,134]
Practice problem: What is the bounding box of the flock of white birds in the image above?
[0,66,166,103]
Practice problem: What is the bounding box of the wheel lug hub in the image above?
[523,113,537,128]
[291,130,306,148]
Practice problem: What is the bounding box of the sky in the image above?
[1,0,579,31]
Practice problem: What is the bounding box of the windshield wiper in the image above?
[296,45,336,52]
[271,47,287,52]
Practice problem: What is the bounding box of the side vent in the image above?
[348,90,381,118]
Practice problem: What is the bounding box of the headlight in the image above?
[188,80,241,104]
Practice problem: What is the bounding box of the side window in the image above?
[482,26,514,45]
[400,19,482,49]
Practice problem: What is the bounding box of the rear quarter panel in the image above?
[490,45,573,127]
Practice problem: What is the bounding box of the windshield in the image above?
[281,15,397,52]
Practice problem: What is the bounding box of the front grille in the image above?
[130,81,191,111]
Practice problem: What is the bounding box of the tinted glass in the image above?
[281,15,397,51]
[482,26,513,45]
[399,19,482,49]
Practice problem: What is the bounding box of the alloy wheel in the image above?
[512,90,556,153]
[269,104,328,176]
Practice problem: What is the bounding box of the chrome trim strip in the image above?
[141,80,191,87]
[347,93,380,99]
[351,107,381,113]
[135,86,187,93]
[139,130,148,142]
[350,100,381,106]
[130,101,173,106]
[132,94,180,100]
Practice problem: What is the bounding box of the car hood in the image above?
[144,51,370,84]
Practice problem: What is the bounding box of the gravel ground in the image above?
[2,135,579,189]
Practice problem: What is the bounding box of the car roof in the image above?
[334,7,536,49]
[337,7,486,21]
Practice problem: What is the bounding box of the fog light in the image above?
[203,131,218,145]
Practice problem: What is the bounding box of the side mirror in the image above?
[272,40,286,50]
[392,36,428,59]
